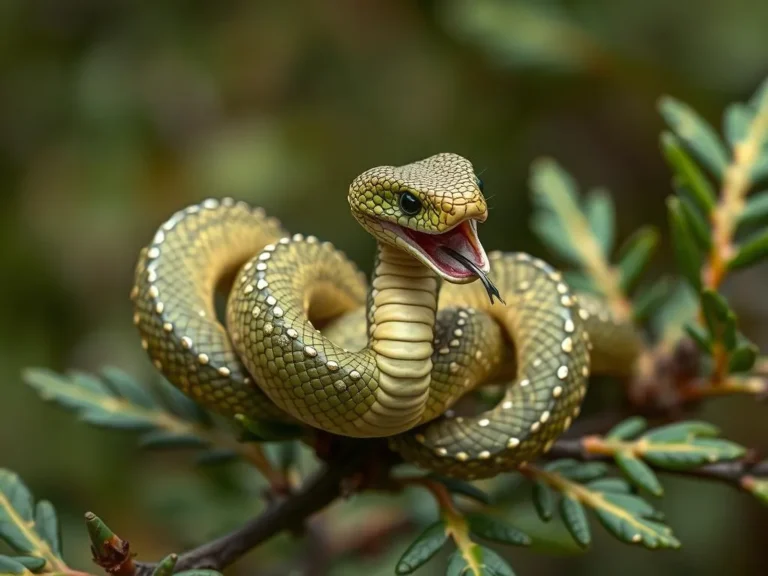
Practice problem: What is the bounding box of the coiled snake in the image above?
[132,153,641,479]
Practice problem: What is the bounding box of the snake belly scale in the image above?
[132,153,641,479]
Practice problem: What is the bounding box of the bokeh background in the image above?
[2,1,768,574]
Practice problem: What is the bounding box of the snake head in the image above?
[348,153,491,286]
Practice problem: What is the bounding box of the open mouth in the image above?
[389,219,504,305]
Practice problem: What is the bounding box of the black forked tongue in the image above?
[440,247,505,305]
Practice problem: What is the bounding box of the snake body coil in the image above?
[132,154,641,479]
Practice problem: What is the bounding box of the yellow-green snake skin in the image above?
[132,153,641,479]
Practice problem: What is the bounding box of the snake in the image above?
[131,153,641,479]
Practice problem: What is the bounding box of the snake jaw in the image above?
[385,218,490,284]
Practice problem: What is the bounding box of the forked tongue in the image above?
[440,247,505,305]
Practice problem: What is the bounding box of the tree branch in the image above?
[133,440,385,575]
[549,436,768,490]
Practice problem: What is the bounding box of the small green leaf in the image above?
[599,492,662,521]
[101,366,157,409]
[5,557,46,573]
[531,214,582,265]
[659,132,717,212]
[667,197,703,290]
[559,462,609,483]
[395,521,448,575]
[728,229,768,271]
[615,453,663,496]
[34,502,60,558]
[737,191,768,228]
[195,449,239,467]
[724,103,753,146]
[563,271,597,293]
[586,478,632,493]
[429,475,492,505]
[616,226,659,291]
[643,438,746,470]
[677,195,712,251]
[0,557,30,576]
[533,481,555,522]
[584,188,615,256]
[139,430,208,451]
[729,341,759,373]
[0,470,65,572]
[606,417,647,441]
[593,504,679,549]
[467,514,531,547]
[152,554,178,576]
[684,323,712,353]
[752,157,768,185]
[700,289,737,350]
[559,496,591,549]
[632,278,673,322]
[642,421,720,443]
[659,97,729,178]
[446,547,515,576]
[234,414,304,442]
[745,477,768,506]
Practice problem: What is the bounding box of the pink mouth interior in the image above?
[403,221,488,279]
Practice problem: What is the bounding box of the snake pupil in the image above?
[399,192,422,216]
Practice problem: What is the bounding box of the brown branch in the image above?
[133,440,388,576]
[549,436,768,491]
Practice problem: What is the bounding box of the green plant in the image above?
[4,77,768,576]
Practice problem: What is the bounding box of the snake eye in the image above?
[399,191,422,216]
[475,175,484,192]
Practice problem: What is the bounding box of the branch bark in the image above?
[133,440,382,575]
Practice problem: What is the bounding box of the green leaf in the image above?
[659,132,717,212]
[446,547,515,576]
[592,499,679,549]
[677,196,712,251]
[642,421,720,443]
[33,502,60,558]
[584,188,615,256]
[737,191,768,228]
[1,557,45,573]
[234,414,304,442]
[559,496,591,549]
[558,462,609,483]
[659,96,729,178]
[429,475,492,505]
[752,156,768,184]
[632,278,673,322]
[600,492,663,521]
[606,417,647,441]
[532,480,555,522]
[728,229,768,271]
[395,521,448,575]
[667,197,703,290]
[139,430,208,451]
[152,554,178,576]
[0,557,31,576]
[467,514,531,547]
[614,453,663,496]
[23,368,158,431]
[101,366,157,409]
[586,478,632,494]
[642,438,746,470]
[745,477,768,506]
[616,226,659,291]
[701,289,737,350]
[563,271,597,293]
[724,103,753,146]
[729,341,759,373]
[531,214,582,265]
[684,323,712,353]
[0,470,65,572]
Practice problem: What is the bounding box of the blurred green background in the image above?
[2,1,768,574]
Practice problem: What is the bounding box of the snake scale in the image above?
[132,153,641,479]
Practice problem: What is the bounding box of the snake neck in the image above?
[363,242,439,431]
